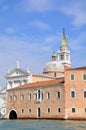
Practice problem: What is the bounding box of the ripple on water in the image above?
[0,120,86,130]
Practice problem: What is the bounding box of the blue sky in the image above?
[0,0,86,87]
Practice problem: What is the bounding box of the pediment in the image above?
[6,68,29,78]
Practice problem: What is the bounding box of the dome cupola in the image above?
[43,52,64,76]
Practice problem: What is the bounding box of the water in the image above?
[0,120,86,130]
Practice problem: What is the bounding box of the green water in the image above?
[0,120,86,130]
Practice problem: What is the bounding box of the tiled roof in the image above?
[7,77,64,91]
[65,66,86,71]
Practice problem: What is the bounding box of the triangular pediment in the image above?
[6,68,29,78]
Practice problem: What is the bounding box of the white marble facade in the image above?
[0,88,6,118]
[6,61,32,89]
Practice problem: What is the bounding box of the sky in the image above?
[0,0,86,87]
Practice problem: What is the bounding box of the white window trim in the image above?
[82,74,86,81]
[47,108,50,113]
[46,91,50,100]
[71,107,76,113]
[70,74,75,81]
[28,93,31,101]
[21,108,24,114]
[9,95,12,102]
[28,108,31,113]
[57,90,61,99]
[57,107,61,114]
[70,88,76,99]
[34,89,43,102]
[14,95,17,101]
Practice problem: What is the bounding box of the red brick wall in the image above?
[6,84,65,119]
[64,69,86,119]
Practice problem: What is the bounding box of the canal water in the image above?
[0,119,86,130]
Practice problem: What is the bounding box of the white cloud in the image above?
[18,0,86,27]
[0,34,54,87]
[28,21,50,30]
[59,1,86,27]
[5,27,16,34]
[69,32,86,51]
[21,0,54,12]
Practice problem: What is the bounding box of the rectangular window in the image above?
[21,94,24,101]
[57,91,61,99]
[9,96,12,102]
[28,93,31,101]
[60,55,64,60]
[83,74,86,80]
[84,108,86,113]
[58,108,61,113]
[21,109,24,113]
[71,91,75,98]
[41,93,43,100]
[48,108,50,113]
[72,108,76,113]
[47,92,50,99]
[70,74,74,80]
[14,95,17,101]
[34,89,43,102]
[84,91,86,98]
[29,109,31,113]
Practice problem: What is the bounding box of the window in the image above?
[72,108,76,113]
[38,90,41,99]
[66,55,69,61]
[14,95,17,101]
[41,93,43,100]
[54,72,57,77]
[34,89,43,102]
[9,96,12,102]
[28,93,31,101]
[21,109,24,113]
[48,108,50,113]
[60,55,64,60]
[84,91,86,98]
[21,93,24,101]
[70,74,74,80]
[57,91,61,99]
[83,74,86,80]
[29,109,31,113]
[58,108,61,113]
[71,90,75,98]
[47,91,50,99]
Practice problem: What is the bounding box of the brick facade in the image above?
[6,67,86,120]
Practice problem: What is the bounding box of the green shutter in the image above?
[71,74,74,80]
[83,74,86,80]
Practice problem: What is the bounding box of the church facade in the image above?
[6,29,86,120]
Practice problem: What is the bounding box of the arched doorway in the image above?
[9,110,17,119]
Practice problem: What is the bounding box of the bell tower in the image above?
[58,28,71,69]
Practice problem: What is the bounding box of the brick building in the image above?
[6,67,86,119]
[6,29,86,120]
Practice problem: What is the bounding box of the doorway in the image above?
[37,108,41,118]
[9,110,17,119]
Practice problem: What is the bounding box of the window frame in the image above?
[72,107,76,113]
[70,74,75,81]
[28,93,31,101]
[57,107,61,113]
[83,74,86,80]
[47,108,50,113]
[70,89,76,99]
[57,90,61,99]
[46,91,50,100]
[84,90,86,98]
